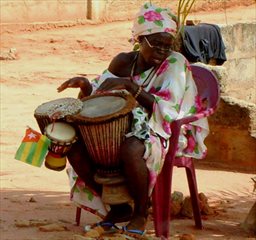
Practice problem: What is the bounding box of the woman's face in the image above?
[139,32,174,67]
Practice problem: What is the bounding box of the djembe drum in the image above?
[69,92,136,204]
[34,97,83,170]
[44,122,77,171]
[34,97,83,133]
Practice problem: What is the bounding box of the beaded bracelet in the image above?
[134,86,142,99]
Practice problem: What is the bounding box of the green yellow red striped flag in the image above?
[15,127,51,167]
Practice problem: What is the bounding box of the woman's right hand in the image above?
[57,77,89,92]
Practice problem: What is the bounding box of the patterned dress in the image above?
[68,51,209,218]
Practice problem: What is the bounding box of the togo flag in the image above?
[15,127,51,167]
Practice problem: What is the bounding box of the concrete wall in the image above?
[201,97,256,173]
[192,22,256,173]
[1,0,255,23]
[102,0,177,22]
[1,0,172,23]
[220,22,256,102]
[0,0,89,23]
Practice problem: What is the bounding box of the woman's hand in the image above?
[97,77,136,94]
[57,77,92,98]
[57,77,90,92]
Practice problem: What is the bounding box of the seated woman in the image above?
[57,2,209,238]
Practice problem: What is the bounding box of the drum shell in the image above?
[68,92,136,177]
[78,113,132,176]
[45,152,67,171]
[34,114,52,134]
[44,123,78,156]
[44,122,78,171]
[47,137,76,156]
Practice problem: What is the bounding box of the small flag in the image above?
[15,127,51,167]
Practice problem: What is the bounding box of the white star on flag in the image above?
[28,132,37,139]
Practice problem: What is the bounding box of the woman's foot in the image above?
[84,203,133,238]
[105,203,133,223]
[84,221,119,238]
[121,215,147,238]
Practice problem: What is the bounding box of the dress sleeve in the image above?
[90,69,117,94]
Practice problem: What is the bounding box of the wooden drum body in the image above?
[69,92,136,177]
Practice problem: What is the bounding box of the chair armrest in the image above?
[165,107,216,166]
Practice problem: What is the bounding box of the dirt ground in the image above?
[1,3,256,240]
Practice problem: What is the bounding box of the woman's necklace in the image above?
[130,52,156,88]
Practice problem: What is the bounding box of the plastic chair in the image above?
[76,206,82,226]
[152,64,220,239]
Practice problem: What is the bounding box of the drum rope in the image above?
[49,111,63,133]
[49,118,56,133]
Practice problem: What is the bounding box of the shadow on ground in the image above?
[1,189,255,240]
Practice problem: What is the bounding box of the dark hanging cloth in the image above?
[181,23,227,65]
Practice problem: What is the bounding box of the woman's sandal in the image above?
[84,221,120,238]
[121,226,146,239]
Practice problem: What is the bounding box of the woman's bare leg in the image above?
[120,136,149,231]
[67,136,102,194]
[67,135,133,224]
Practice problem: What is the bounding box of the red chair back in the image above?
[191,65,220,110]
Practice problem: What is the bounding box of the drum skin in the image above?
[34,97,83,133]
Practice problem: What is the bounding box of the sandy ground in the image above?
[1,4,256,240]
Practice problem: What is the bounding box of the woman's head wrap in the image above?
[131,2,177,42]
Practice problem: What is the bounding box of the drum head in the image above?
[34,98,83,119]
[45,122,76,142]
[80,96,126,118]
[69,92,136,124]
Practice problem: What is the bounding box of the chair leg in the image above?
[185,162,203,229]
[152,164,174,238]
[76,207,82,226]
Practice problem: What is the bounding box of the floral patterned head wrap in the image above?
[131,2,177,41]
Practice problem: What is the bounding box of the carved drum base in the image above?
[94,173,133,205]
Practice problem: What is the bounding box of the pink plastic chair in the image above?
[152,65,220,239]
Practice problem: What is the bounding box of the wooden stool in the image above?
[75,173,133,226]
[94,173,132,205]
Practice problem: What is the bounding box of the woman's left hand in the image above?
[97,77,133,92]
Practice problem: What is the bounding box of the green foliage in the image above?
[177,0,197,35]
